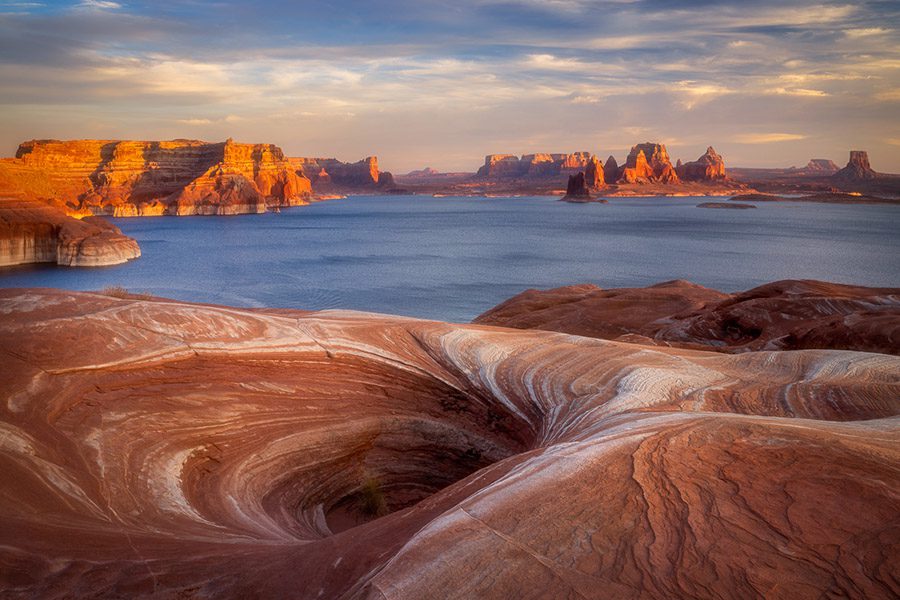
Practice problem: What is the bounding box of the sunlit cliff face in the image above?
[0,1,898,172]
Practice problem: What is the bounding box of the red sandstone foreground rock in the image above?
[0,287,898,598]
[0,138,312,216]
[475,279,900,355]
[0,199,140,266]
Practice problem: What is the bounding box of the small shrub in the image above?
[100,286,153,300]
[101,285,130,298]
[357,476,388,518]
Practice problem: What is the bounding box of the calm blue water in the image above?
[2,195,899,322]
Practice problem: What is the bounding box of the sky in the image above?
[0,0,899,173]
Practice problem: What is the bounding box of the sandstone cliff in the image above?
[676,146,727,181]
[833,150,878,181]
[0,287,897,598]
[476,152,591,179]
[0,138,312,216]
[0,198,140,266]
[289,155,393,189]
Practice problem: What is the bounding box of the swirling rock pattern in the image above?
[0,288,898,599]
[475,279,900,355]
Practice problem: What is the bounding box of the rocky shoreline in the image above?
[0,199,140,267]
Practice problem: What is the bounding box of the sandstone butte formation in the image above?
[475,279,900,355]
[560,172,591,202]
[833,150,878,181]
[561,166,608,203]
[619,143,680,184]
[0,138,312,217]
[0,199,140,267]
[0,287,898,599]
[476,143,727,189]
[676,147,727,182]
[289,156,395,190]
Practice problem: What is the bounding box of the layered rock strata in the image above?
[0,199,140,266]
[0,139,312,216]
[475,279,900,355]
[0,287,897,598]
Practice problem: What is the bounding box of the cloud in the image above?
[768,87,829,97]
[735,133,808,144]
[874,89,900,102]
[0,0,898,170]
[77,0,122,9]
[844,27,891,38]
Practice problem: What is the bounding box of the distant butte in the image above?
[833,150,878,181]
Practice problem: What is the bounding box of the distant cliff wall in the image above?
[0,138,312,216]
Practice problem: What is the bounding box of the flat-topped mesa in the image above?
[676,146,727,181]
[803,158,840,173]
[476,152,592,179]
[833,150,878,181]
[619,142,679,184]
[0,199,140,267]
[1,139,312,216]
[289,156,392,189]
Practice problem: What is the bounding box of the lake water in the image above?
[2,195,899,322]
